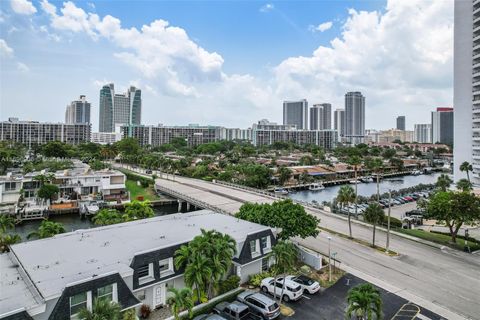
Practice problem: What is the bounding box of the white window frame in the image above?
[97,283,118,303]
[70,291,92,320]
[138,263,155,285]
[159,258,174,277]
[250,239,261,258]
[261,236,272,253]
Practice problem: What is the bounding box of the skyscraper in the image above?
[454,0,479,186]
[309,105,324,130]
[65,95,91,124]
[283,100,308,130]
[344,92,365,144]
[334,109,345,140]
[431,107,454,145]
[414,124,432,143]
[396,116,406,131]
[99,84,142,133]
[319,103,332,129]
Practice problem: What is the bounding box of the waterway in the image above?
[13,204,187,240]
[288,172,442,204]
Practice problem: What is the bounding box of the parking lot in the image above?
[279,274,445,320]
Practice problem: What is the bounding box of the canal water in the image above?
[13,204,184,241]
[288,172,441,204]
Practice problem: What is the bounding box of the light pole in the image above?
[328,236,332,282]
[386,189,391,254]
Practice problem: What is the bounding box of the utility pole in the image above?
[386,189,391,254]
[328,236,332,282]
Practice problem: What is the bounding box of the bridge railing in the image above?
[213,180,287,200]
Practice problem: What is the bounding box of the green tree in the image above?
[37,184,59,201]
[337,185,356,213]
[41,141,70,158]
[436,174,453,192]
[346,283,382,320]
[381,148,396,159]
[424,191,480,243]
[236,199,320,240]
[0,215,15,233]
[92,209,124,226]
[0,233,21,253]
[363,204,385,247]
[27,220,65,239]
[459,161,473,183]
[78,298,121,320]
[347,155,362,238]
[116,138,141,160]
[167,287,194,320]
[365,158,383,201]
[456,178,473,192]
[277,166,292,186]
[123,200,154,221]
[268,241,297,304]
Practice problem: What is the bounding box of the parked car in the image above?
[285,275,321,294]
[145,169,152,174]
[260,277,303,302]
[194,314,228,320]
[213,301,251,320]
[237,291,280,320]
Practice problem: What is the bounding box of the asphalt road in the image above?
[118,166,480,320]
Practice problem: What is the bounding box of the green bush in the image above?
[248,271,272,287]
[382,216,402,228]
[218,275,240,295]
[140,180,149,188]
[120,169,153,186]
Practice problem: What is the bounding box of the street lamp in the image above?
[328,236,332,282]
[386,189,391,254]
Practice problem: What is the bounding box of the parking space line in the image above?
[391,303,421,320]
[302,295,311,300]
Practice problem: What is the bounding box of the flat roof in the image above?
[9,211,271,300]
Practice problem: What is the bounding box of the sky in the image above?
[0,0,453,131]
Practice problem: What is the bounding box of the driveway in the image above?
[285,274,445,320]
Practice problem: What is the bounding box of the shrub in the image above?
[248,271,272,287]
[140,304,151,319]
[382,216,402,228]
[218,275,240,295]
[122,309,137,320]
[140,180,149,188]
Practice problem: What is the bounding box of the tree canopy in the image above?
[236,199,320,240]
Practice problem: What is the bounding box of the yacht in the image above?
[309,183,325,191]
[349,180,361,184]
[274,187,289,195]
[85,202,100,215]
[361,176,374,183]
[412,170,422,176]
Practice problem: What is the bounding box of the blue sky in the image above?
[0,0,453,131]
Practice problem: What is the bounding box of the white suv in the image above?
[260,277,303,302]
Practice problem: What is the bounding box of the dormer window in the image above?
[138,263,155,285]
[261,236,271,253]
[159,258,174,277]
[250,240,261,258]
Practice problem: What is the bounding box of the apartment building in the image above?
[0,211,276,319]
[65,95,91,124]
[283,100,308,130]
[414,124,432,143]
[0,119,91,147]
[252,129,337,149]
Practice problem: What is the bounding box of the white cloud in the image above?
[260,3,274,13]
[87,2,95,9]
[16,62,29,72]
[0,39,14,57]
[10,0,37,15]
[309,21,333,32]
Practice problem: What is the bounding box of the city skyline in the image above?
[0,0,453,131]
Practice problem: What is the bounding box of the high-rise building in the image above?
[309,105,324,130]
[283,100,308,130]
[319,103,332,129]
[454,0,479,186]
[414,124,432,143]
[344,92,365,144]
[65,95,91,124]
[396,116,406,131]
[99,84,142,133]
[431,107,454,145]
[334,109,345,140]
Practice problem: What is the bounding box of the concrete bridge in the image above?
[115,165,479,320]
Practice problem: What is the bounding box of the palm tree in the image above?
[460,161,473,183]
[456,179,473,192]
[0,215,15,233]
[347,155,362,238]
[337,185,355,213]
[27,220,65,239]
[167,287,194,320]
[363,204,385,248]
[0,233,21,253]
[268,241,297,304]
[365,158,383,202]
[277,166,292,186]
[436,174,453,192]
[346,283,382,320]
[78,298,121,320]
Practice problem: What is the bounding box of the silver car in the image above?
[194,315,228,320]
[236,291,280,320]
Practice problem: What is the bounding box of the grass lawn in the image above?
[125,179,160,201]
[399,229,480,252]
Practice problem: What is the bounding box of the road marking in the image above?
[302,295,311,300]
[391,303,421,320]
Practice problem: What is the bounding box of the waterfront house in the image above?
[0,210,276,319]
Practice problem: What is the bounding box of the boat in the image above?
[85,202,100,215]
[361,177,374,183]
[309,183,325,191]
[273,187,289,195]
[412,170,422,176]
[349,180,361,184]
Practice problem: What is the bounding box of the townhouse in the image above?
[0,210,276,319]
